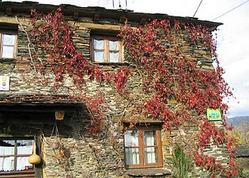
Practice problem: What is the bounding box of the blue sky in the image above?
[3,0,249,117]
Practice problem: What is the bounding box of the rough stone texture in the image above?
[237,157,249,178]
[0,14,228,178]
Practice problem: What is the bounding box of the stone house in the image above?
[236,145,249,177]
[0,1,224,178]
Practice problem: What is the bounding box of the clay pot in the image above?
[28,143,41,165]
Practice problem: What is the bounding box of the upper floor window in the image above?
[0,32,17,59]
[91,36,123,63]
[124,126,163,168]
[0,138,33,173]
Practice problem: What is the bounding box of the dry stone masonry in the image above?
[0,1,229,178]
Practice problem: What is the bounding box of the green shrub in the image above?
[172,144,192,178]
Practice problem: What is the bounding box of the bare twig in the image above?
[15,16,43,71]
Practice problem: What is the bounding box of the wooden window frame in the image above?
[0,137,35,177]
[124,126,163,169]
[91,35,124,63]
[0,30,17,59]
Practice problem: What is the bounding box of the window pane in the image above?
[17,140,33,155]
[2,34,15,45]
[16,157,33,171]
[94,51,104,62]
[124,130,138,147]
[2,46,14,58]
[144,147,156,164]
[109,52,119,63]
[109,40,118,50]
[94,39,104,49]
[0,156,15,172]
[125,148,140,165]
[144,131,156,146]
[0,140,15,156]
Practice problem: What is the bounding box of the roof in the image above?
[0,1,222,29]
[0,94,81,104]
[0,94,84,112]
[236,144,249,157]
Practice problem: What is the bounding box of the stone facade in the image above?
[0,2,228,178]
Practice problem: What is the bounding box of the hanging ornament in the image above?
[55,111,65,120]
[28,142,41,165]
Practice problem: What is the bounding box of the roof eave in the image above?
[0,1,222,29]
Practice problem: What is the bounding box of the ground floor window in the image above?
[124,125,163,168]
[0,138,33,172]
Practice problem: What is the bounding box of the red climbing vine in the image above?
[27,8,130,133]
[119,19,237,177]
[27,8,237,177]
[30,8,105,85]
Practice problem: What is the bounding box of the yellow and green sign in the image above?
[207,108,222,121]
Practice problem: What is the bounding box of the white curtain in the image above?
[0,146,15,156]
[94,39,104,62]
[0,140,33,172]
[125,130,140,165]
[16,143,32,171]
[145,147,156,163]
[0,157,15,171]
[17,145,32,155]
[125,130,139,147]
[109,40,119,62]
[16,157,32,171]
[125,148,140,165]
[2,34,15,58]
[144,131,156,164]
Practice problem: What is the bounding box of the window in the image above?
[0,138,33,173]
[91,36,123,63]
[0,32,17,59]
[124,127,163,168]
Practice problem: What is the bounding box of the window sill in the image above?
[93,62,129,66]
[126,168,171,177]
[0,58,15,63]
[0,170,35,177]
[126,163,163,169]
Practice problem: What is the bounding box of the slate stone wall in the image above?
[0,16,228,178]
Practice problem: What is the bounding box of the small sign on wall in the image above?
[207,108,222,121]
[0,76,10,91]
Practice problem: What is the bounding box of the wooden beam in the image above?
[0,106,81,112]
[75,21,121,31]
